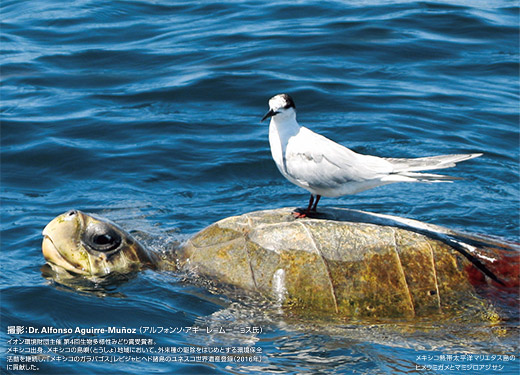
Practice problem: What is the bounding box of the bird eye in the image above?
[83,224,122,252]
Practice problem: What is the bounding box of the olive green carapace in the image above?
[178,208,493,320]
[44,208,511,320]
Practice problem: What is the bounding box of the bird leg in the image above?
[311,195,321,212]
[293,194,321,218]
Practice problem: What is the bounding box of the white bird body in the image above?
[262,94,482,215]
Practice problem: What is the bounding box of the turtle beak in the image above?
[261,109,277,122]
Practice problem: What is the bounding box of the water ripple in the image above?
[1,1,519,374]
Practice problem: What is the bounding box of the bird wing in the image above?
[283,127,394,189]
[384,153,482,172]
[280,127,482,192]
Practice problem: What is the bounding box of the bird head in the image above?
[261,94,296,122]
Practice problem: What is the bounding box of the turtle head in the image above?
[42,210,155,279]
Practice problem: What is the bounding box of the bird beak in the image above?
[261,109,277,122]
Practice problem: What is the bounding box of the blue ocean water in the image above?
[1,0,519,374]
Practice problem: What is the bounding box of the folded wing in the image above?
[284,127,481,189]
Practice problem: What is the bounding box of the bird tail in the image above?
[390,171,462,182]
[382,153,482,183]
[385,153,482,173]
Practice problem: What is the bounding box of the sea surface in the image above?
[1,0,519,374]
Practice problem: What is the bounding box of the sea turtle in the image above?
[41,208,518,321]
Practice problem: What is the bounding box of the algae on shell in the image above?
[179,208,507,320]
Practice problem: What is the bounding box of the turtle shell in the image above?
[179,208,515,320]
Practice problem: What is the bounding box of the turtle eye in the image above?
[84,224,122,252]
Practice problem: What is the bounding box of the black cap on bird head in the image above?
[261,93,296,121]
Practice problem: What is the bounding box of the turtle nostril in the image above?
[67,210,77,217]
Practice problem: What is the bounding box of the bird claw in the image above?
[292,211,308,219]
[292,209,321,219]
